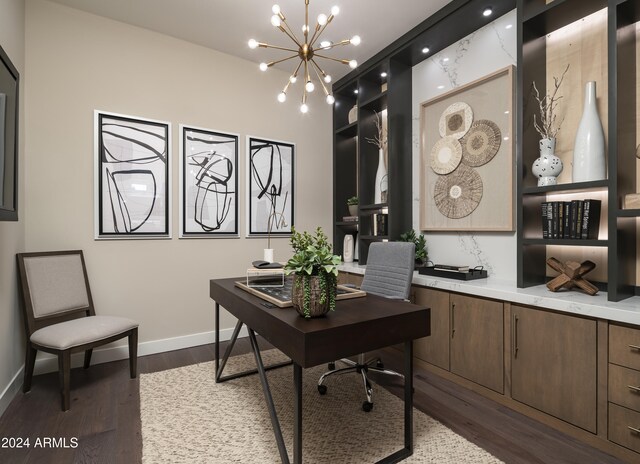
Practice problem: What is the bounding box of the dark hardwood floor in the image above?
[0,339,627,464]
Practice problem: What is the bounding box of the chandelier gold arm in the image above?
[310,60,330,96]
[290,60,303,81]
[313,53,352,65]
[278,23,302,47]
[304,0,310,43]
[257,42,299,53]
[309,13,335,47]
[267,54,299,68]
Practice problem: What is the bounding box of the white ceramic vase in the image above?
[263,248,274,263]
[532,138,563,186]
[343,235,354,263]
[374,148,388,204]
[572,81,606,182]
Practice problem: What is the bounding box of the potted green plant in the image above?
[399,229,428,267]
[347,196,358,216]
[284,227,341,318]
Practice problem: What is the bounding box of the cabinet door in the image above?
[450,294,504,393]
[413,287,449,370]
[511,305,597,433]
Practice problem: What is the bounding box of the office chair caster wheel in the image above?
[328,362,335,371]
[376,360,384,369]
[318,384,327,395]
[362,401,373,412]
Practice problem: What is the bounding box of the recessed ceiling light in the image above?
[442,57,449,62]
[505,24,513,29]
[422,47,430,54]
[483,7,493,17]
[381,72,387,78]
[320,40,332,48]
[437,85,445,89]
[354,89,359,94]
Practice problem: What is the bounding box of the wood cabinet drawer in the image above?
[609,364,640,412]
[610,325,640,371]
[609,403,640,454]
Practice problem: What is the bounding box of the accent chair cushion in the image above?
[361,242,416,300]
[30,316,139,350]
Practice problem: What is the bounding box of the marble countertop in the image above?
[338,262,640,326]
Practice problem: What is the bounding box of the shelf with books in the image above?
[522,180,609,196]
[522,238,608,247]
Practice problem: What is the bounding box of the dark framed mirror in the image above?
[0,44,19,221]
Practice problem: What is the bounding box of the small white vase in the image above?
[343,235,354,263]
[572,81,606,182]
[532,138,563,186]
[263,248,274,263]
[374,148,388,204]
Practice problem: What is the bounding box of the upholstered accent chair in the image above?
[17,250,138,411]
[317,241,416,412]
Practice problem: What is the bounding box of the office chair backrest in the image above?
[361,242,415,300]
[17,250,96,334]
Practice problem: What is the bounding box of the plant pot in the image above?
[348,205,358,216]
[292,274,335,318]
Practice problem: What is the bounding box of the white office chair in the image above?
[317,241,415,411]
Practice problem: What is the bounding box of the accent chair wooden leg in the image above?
[23,344,37,393]
[83,349,93,369]
[129,329,138,379]
[58,350,71,411]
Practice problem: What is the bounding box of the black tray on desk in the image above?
[418,267,488,280]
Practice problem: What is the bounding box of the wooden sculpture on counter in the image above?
[546,257,598,295]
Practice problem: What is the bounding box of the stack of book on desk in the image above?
[247,264,285,288]
[418,264,488,280]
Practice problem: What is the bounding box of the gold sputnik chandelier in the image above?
[248,1,360,113]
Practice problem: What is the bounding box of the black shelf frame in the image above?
[333,0,516,264]
[517,0,639,301]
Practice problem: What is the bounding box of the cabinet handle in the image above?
[451,303,456,338]
[514,315,519,359]
[630,344,640,351]
[628,426,640,434]
[628,385,640,393]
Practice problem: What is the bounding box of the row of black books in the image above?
[541,199,601,239]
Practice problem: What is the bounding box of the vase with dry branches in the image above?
[365,110,388,204]
[531,64,569,186]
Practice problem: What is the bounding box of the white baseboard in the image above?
[0,326,248,417]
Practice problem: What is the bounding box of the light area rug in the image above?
[140,349,503,463]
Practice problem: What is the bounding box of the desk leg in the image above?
[248,328,290,464]
[294,363,302,464]
[375,340,413,464]
[214,303,291,383]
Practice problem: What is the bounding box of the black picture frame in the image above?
[179,125,239,237]
[247,137,295,236]
[0,44,19,221]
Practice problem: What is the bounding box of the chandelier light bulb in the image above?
[350,35,361,46]
[326,94,335,104]
[324,74,332,83]
[271,15,282,27]
[320,40,331,48]
[289,75,297,83]
[300,103,309,113]
[317,14,328,26]
[272,4,280,15]
[301,24,309,33]
[248,39,258,49]
[305,81,315,92]
[331,6,340,16]
[277,92,287,102]
[349,60,358,69]
[259,62,268,71]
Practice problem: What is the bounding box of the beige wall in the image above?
[23,0,332,347]
[0,0,26,412]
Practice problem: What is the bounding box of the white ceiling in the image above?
[48,0,453,81]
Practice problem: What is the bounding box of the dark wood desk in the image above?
[210,278,430,464]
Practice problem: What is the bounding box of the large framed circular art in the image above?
[420,66,515,231]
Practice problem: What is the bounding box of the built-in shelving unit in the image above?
[517,0,640,302]
[332,0,516,264]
